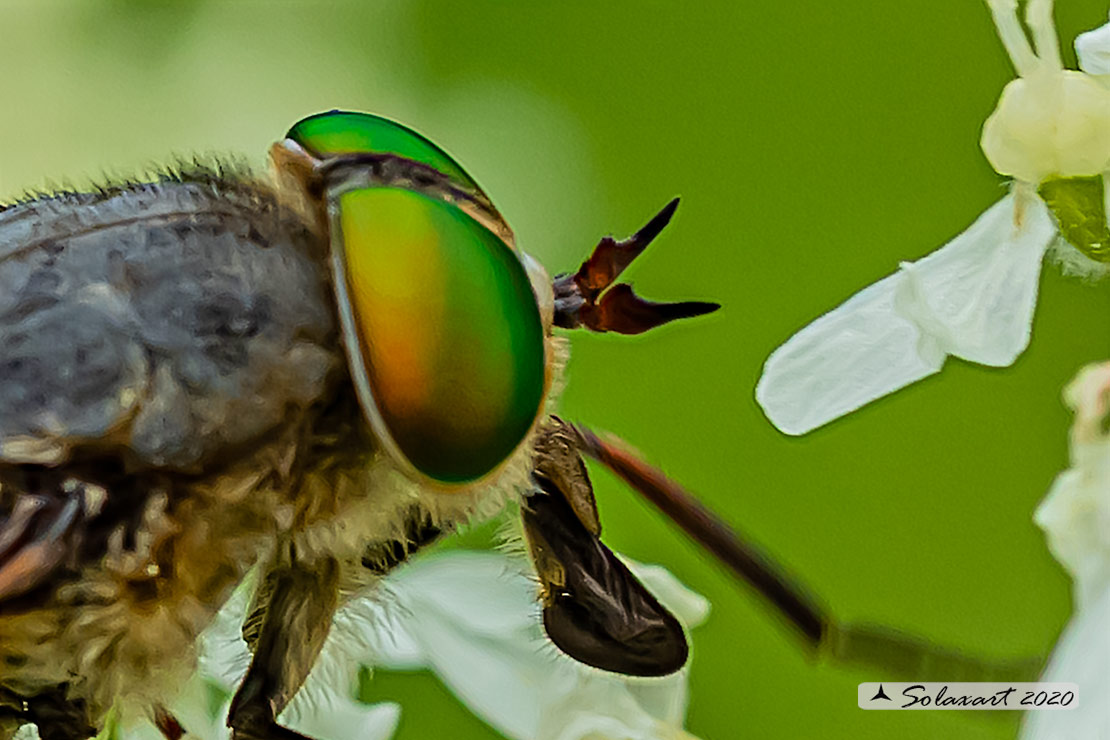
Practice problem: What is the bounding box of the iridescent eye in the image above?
[291,111,548,487]
[288,110,480,191]
[337,189,546,484]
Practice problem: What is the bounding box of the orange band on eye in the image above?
[338,187,546,484]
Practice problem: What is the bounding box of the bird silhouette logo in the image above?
[871,684,892,701]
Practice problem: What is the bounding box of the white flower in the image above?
[339,551,708,740]
[756,0,1110,436]
[119,551,706,740]
[1021,362,1110,740]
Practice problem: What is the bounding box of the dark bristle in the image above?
[0,156,257,211]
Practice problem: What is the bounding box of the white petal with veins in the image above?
[1021,362,1110,740]
[285,699,401,740]
[1033,364,1110,610]
[1076,14,1110,75]
[756,192,1055,435]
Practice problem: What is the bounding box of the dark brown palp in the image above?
[524,419,687,677]
[523,480,688,677]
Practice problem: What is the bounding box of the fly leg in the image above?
[227,556,339,740]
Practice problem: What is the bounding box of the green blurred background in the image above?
[4,1,1110,738]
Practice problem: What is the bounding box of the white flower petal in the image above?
[334,553,562,738]
[1020,583,1110,740]
[350,551,538,672]
[1076,15,1110,76]
[756,263,943,435]
[383,550,538,637]
[910,193,1053,365]
[1034,363,1110,609]
[620,673,689,730]
[756,192,1054,435]
[538,675,702,740]
[1023,361,1110,740]
[1035,465,1110,611]
[195,580,254,690]
[344,551,705,740]
[165,674,230,740]
[116,722,164,740]
[364,553,562,739]
[284,699,401,740]
[390,606,559,739]
[341,600,425,671]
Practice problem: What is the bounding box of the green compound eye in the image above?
[288,110,480,191]
[333,187,547,485]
